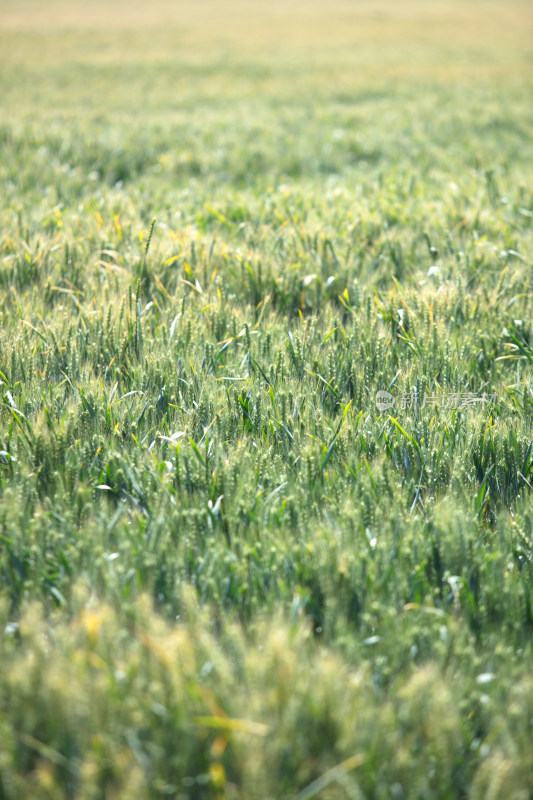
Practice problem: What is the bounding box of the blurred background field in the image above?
[1,1,533,798]
[2,0,532,192]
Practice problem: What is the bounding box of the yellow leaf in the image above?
[193,716,270,736]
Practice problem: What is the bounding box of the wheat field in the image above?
[1,1,532,798]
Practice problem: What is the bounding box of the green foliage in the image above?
[0,0,532,797]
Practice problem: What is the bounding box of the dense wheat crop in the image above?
[1,1,532,797]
